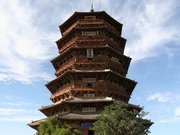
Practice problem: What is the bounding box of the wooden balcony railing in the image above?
[51,81,128,99]
[55,55,124,77]
[62,19,120,36]
[55,58,76,75]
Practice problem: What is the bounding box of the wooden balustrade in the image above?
[59,34,122,53]
[55,55,124,76]
[59,38,76,53]
[62,19,120,36]
[56,58,76,74]
[62,21,79,36]
[51,81,128,98]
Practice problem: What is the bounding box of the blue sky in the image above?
[0,0,180,135]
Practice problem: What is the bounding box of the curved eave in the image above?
[59,11,78,34]
[50,46,73,70]
[59,11,122,36]
[128,103,142,112]
[28,118,47,130]
[46,70,137,94]
[106,45,131,66]
[45,69,137,86]
[45,71,70,93]
[41,97,113,110]
[56,26,126,49]
[57,112,99,120]
[39,99,142,118]
[51,45,131,69]
[110,70,137,94]
[139,119,154,127]
[56,26,108,50]
[40,97,114,116]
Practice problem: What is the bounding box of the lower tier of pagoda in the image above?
[46,70,137,99]
[28,97,144,130]
[28,97,153,135]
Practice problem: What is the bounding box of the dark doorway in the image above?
[88,130,94,135]
[86,83,93,88]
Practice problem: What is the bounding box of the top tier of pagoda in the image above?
[57,11,125,54]
[44,10,136,105]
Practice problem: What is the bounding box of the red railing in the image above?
[62,19,120,36]
[56,58,76,74]
[51,81,129,100]
[55,55,123,76]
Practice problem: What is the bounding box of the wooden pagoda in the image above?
[29,9,151,135]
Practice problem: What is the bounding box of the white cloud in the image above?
[0,101,39,106]
[0,0,58,84]
[175,107,180,116]
[147,93,171,102]
[2,95,23,100]
[0,108,27,115]
[120,0,180,61]
[0,102,24,106]
[147,92,180,103]
[158,117,180,124]
[0,116,44,122]
[0,0,179,84]
[0,108,39,115]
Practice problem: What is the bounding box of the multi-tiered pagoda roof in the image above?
[29,9,152,135]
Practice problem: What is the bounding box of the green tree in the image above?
[93,101,152,135]
[38,116,82,135]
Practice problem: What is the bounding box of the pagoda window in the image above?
[86,83,93,88]
[98,79,104,82]
[110,37,114,41]
[82,31,99,36]
[111,57,119,63]
[82,107,96,112]
[87,49,94,58]
[83,78,96,82]
[98,83,103,88]
[84,94,95,97]
[75,83,81,88]
[84,16,96,20]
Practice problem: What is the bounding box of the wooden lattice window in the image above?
[87,49,94,58]
[98,83,103,88]
[86,83,93,88]
[83,78,96,82]
[82,107,96,112]
[84,94,95,97]
[82,31,99,36]
[84,16,96,20]
[111,57,119,63]
[75,83,81,88]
